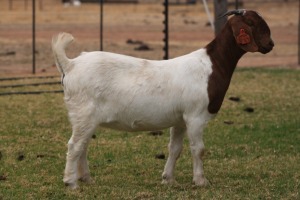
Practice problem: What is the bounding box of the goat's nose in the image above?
[269,39,274,47]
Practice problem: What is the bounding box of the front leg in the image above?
[162,126,185,185]
[186,117,210,186]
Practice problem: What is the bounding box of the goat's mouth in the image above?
[259,46,273,54]
[259,39,274,54]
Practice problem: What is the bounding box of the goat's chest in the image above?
[206,71,232,114]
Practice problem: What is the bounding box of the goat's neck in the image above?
[205,23,247,114]
[205,23,246,77]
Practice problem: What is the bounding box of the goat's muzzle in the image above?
[259,38,274,54]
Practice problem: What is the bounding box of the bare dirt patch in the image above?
[0,0,298,76]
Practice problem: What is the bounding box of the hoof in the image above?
[64,182,78,190]
[193,177,210,187]
[161,177,177,185]
[79,176,94,184]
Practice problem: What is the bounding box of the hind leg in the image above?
[63,121,97,189]
[78,137,93,184]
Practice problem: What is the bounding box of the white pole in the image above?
[202,0,215,32]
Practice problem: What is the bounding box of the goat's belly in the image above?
[97,96,184,131]
[99,114,183,132]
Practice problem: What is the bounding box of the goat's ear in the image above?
[231,21,258,52]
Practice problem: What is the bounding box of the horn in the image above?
[219,9,246,19]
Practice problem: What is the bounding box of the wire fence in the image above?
[0,0,298,78]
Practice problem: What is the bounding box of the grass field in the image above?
[0,68,299,199]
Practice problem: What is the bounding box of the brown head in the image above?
[205,10,274,114]
[222,9,274,54]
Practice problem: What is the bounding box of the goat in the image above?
[52,9,274,189]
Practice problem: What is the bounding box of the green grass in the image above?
[0,68,299,199]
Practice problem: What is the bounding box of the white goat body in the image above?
[63,48,213,132]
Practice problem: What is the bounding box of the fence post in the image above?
[100,0,103,51]
[213,0,227,36]
[298,0,300,65]
[163,0,169,60]
[32,0,36,74]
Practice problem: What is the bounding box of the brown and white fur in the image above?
[52,9,274,189]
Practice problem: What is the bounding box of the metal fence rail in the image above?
[0,75,62,96]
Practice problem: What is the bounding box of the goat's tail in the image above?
[52,32,74,75]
